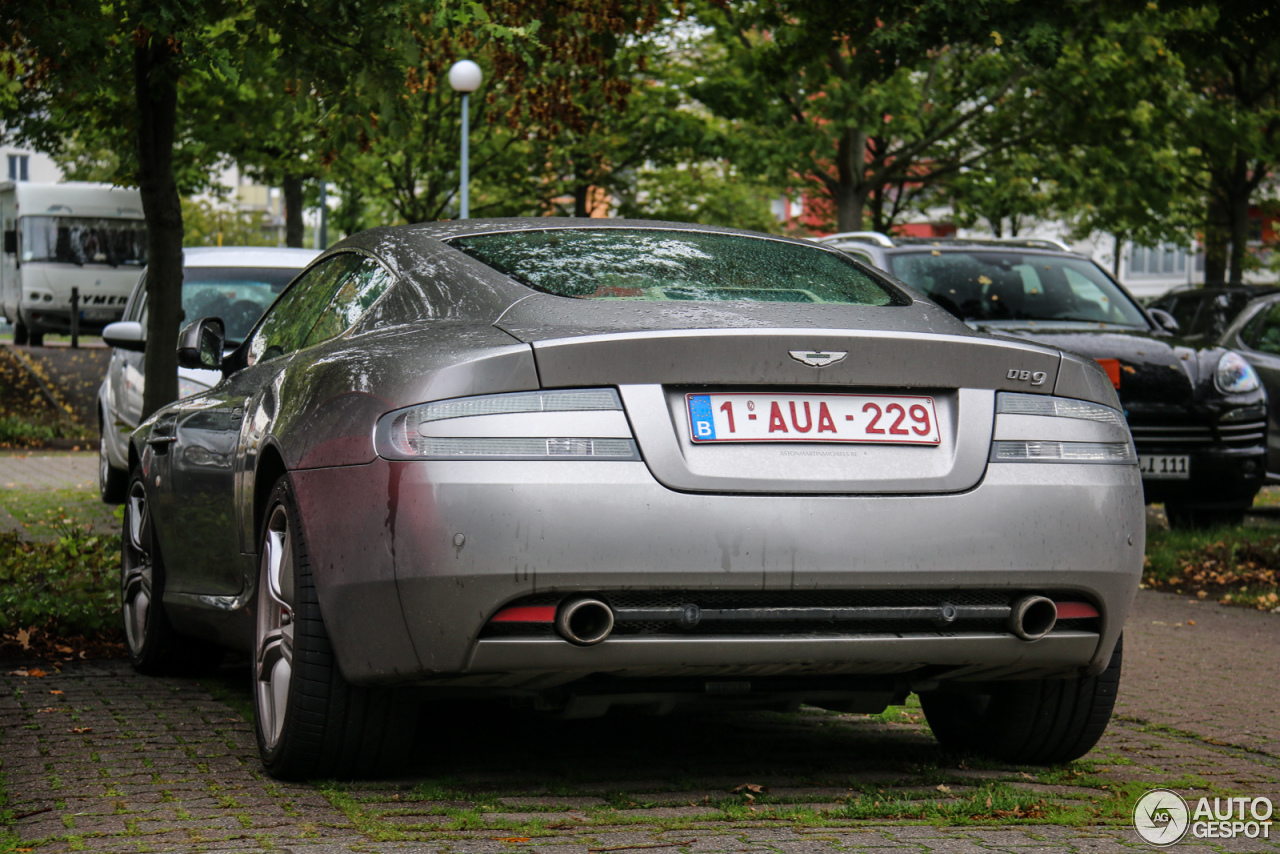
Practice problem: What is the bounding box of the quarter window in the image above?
[248,255,362,364]
[303,259,394,347]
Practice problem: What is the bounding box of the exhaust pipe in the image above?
[555,597,615,646]
[1009,595,1057,641]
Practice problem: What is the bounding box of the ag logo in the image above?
[789,350,847,368]
[1134,789,1190,846]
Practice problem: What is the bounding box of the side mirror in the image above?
[102,320,146,352]
[177,317,225,370]
[1147,307,1180,333]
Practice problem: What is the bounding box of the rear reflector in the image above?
[990,440,1136,465]
[1054,601,1099,619]
[1096,358,1122,389]
[491,606,557,623]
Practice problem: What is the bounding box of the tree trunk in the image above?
[283,174,305,247]
[1113,233,1124,278]
[1227,158,1251,286]
[834,128,866,232]
[572,158,591,218]
[573,183,591,218]
[1204,194,1230,285]
[136,36,183,421]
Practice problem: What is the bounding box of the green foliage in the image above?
[0,416,84,448]
[612,161,781,232]
[182,197,281,247]
[1036,7,1203,249]
[689,0,1081,233]
[0,531,120,636]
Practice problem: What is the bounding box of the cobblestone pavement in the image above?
[2,590,1278,854]
[0,451,118,539]
[0,451,98,492]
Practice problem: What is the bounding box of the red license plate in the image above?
[687,393,940,445]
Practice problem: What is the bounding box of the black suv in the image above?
[823,233,1268,527]
[1151,284,1280,344]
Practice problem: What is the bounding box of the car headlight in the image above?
[375,388,641,461]
[1215,351,1260,394]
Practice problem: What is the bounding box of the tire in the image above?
[121,469,224,675]
[13,317,28,346]
[28,328,43,347]
[253,476,417,780]
[920,634,1123,765]
[99,430,127,504]
[1165,503,1245,529]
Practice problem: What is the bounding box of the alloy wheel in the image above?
[99,436,112,498]
[121,480,153,655]
[255,504,296,751]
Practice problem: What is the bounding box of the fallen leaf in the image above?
[27,668,46,678]
[732,783,767,794]
[54,645,73,654]
[8,669,28,677]
[1188,620,1195,626]
[15,628,31,650]
[49,690,63,695]
[493,838,530,844]
[70,726,92,734]
[985,795,992,808]
[1019,772,1034,780]
[936,784,951,793]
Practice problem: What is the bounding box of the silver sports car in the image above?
[122,219,1143,779]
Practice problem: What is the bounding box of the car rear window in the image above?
[449,228,905,305]
[888,250,1148,326]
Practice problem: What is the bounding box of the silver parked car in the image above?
[121,220,1142,779]
[97,246,319,502]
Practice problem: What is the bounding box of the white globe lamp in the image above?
[448,60,483,219]
[448,60,483,93]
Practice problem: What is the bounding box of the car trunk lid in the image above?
[497,296,1063,494]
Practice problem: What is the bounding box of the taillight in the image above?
[374,388,640,461]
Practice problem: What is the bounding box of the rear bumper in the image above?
[290,459,1144,688]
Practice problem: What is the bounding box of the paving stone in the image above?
[499,796,609,808]
[2,592,1280,854]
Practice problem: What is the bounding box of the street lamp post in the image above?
[448,60,483,219]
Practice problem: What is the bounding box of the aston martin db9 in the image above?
[122,219,1143,779]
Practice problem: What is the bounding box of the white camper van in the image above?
[1,181,147,345]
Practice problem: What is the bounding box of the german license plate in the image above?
[81,309,117,321]
[1138,454,1189,479]
[687,393,940,445]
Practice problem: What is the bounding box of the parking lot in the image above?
[2,452,1279,853]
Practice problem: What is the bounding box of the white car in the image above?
[97,246,318,502]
